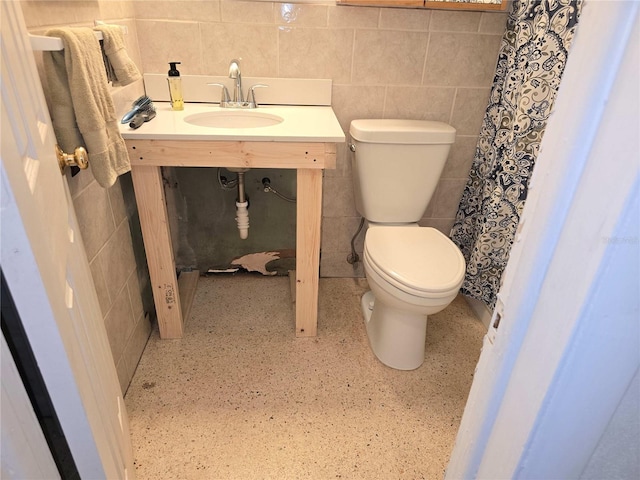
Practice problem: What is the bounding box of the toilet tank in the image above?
[350,119,457,223]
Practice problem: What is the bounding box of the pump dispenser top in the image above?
[168,62,181,77]
[167,61,184,110]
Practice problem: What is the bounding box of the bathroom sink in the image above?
[119,103,345,142]
[183,111,284,129]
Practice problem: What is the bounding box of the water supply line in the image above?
[347,217,365,264]
[261,177,296,203]
[217,167,237,190]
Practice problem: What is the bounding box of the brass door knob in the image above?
[55,144,89,173]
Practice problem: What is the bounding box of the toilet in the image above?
[350,119,466,370]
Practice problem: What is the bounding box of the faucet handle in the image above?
[247,84,268,108]
[207,83,231,106]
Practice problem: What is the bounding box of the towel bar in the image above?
[29,25,128,51]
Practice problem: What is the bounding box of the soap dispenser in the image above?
[167,62,184,111]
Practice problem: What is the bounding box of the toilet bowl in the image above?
[360,226,465,370]
[349,118,464,370]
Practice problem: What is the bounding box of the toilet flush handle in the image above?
[349,143,356,152]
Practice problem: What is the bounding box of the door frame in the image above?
[447,3,639,478]
[3,1,638,478]
[1,2,133,478]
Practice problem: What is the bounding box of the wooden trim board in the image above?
[130,165,183,339]
[127,140,336,170]
[295,169,323,337]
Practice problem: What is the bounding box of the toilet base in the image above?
[361,291,428,370]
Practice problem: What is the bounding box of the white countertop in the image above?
[119,102,346,143]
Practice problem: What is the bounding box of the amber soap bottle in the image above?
[167,62,184,111]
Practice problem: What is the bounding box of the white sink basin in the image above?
[184,111,284,129]
[119,103,345,142]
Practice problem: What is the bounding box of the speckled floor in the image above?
[125,275,486,479]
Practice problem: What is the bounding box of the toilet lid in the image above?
[365,227,466,295]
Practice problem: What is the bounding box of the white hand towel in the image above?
[43,27,130,188]
[94,24,141,87]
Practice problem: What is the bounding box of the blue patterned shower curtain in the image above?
[450,0,583,309]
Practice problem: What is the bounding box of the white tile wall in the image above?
[22,0,508,287]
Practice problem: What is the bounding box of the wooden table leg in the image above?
[295,168,322,337]
[130,166,183,339]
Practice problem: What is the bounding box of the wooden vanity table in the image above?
[122,100,344,339]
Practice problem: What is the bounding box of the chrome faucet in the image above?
[207,59,269,108]
[228,59,244,103]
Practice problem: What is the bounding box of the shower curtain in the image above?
[450,0,583,309]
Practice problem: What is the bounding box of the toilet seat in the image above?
[364,226,465,297]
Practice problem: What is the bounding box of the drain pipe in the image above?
[235,171,249,239]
